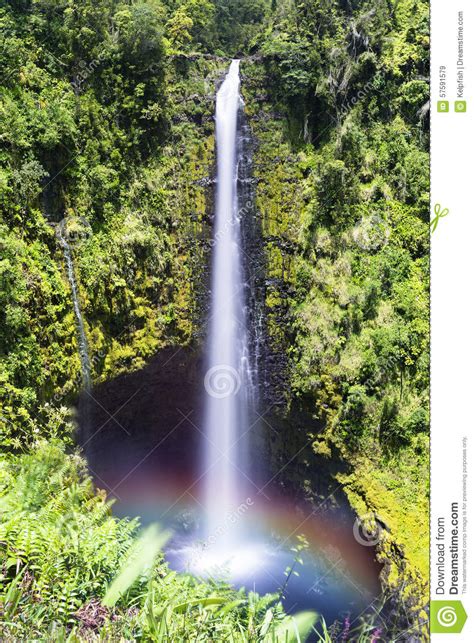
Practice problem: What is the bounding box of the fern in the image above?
[0,443,322,641]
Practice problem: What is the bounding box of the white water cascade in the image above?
[202,60,253,553]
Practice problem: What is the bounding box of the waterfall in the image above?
[202,60,252,547]
[166,65,381,618]
[58,226,91,390]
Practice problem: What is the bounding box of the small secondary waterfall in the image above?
[203,60,252,546]
[58,226,91,390]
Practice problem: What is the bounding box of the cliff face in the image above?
[73,53,428,637]
[238,58,429,636]
[76,57,228,380]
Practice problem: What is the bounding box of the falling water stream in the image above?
[202,59,252,547]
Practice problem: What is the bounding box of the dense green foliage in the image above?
[1,0,227,443]
[1,0,429,640]
[251,0,430,455]
[241,0,429,632]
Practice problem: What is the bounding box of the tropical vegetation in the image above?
[1,0,429,640]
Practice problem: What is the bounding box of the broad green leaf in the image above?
[173,596,227,613]
[102,524,170,607]
[266,611,318,643]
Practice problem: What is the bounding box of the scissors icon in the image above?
[430,203,449,233]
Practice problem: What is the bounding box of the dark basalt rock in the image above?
[77,347,204,494]
[237,104,288,412]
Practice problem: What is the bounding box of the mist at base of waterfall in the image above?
[110,483,381,625]
[165,524,374,625]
